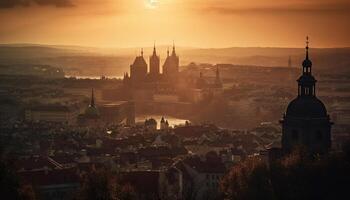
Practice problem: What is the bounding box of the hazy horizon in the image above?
[2,42,350,50]
[1,0,349,48]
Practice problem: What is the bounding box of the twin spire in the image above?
[140,41,177,57]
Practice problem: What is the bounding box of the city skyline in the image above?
[1,1,350,200]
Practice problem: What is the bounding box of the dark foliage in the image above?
[77,169,136,200]
[0,159,36,200]
[221,147,350,200]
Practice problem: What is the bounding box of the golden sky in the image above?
[0,0,349,48]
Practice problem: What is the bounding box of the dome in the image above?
[286,96,327,118]
[84,105,99,118]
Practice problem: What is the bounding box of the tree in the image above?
[117,183,137,200]
[0,158,36,200]
[77,169,118,200]
[220,148,350,200]
[77,169,137,200]
[18,184,36,200]
[0,159,21,199]
[220,158,275,200]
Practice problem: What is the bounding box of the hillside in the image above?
[0,44,349,76]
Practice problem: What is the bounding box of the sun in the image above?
[145,0,160,9]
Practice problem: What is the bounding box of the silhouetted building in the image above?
[213,66,223,88]
[149,43,160,79]
[195,72,208,89]
[123,72,131,87]
[163,43,179,81]
[25,105,79,124]
[145,118,157,131]
[281,37,332,154]
[130,49,148,84]
[79,88,135,126]
[160,117,169,130]
[78,89,101,126]
[84,89,100,117]
[125,43,180,92]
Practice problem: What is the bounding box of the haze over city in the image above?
[1,1,350,200]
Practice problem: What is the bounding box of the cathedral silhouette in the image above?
[123,43,180,89]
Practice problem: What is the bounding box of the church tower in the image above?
[281,37,332,154]
[84,88,99,117]
[163,42,179,81]
[149,43,160,78]
[130,49,148,84]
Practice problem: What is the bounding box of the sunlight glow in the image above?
[145,0,160,9]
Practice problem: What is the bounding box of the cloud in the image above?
[199,2,350,15]
[0,0,75,9]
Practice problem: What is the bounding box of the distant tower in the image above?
[160,117,166,130]
[130,49,148,84]
[149,42,160,77]
[163,42,179,81]
[84,88,99,117]
[214,66,223,88]
[123,72,131,87]
[281,37,332,154]
[90,88,95,107]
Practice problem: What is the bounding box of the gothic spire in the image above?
[90,88,95,107]
[153,41,156,55]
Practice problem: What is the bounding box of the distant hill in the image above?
[0,44,349,76]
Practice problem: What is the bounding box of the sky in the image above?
[0,0,349,48]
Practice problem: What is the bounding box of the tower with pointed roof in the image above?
[149,42,160,78]
[130,49,148,84]
[281,37,332,154]
[163,42,179,81]
[84,88,99,117]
